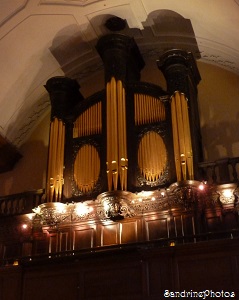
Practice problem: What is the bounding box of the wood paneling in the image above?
[82,262,144,300]
[1,239,239,300]
[145,217,169,240]
[73,226,95,250]
[120,220,138,244]
[147,253,173,297]
[176,255,235,290]
[101,223,118,246]
[23,270,79,300]
[49,233,58,253]
[59,231,69,252]
[0,267,21,300]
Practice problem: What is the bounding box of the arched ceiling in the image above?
[1,0,239,150]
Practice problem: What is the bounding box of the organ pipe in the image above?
[134,93,166,125]
[138,131,167,182]
[171,91,193,181]
[106,77,128,191]
[74,144,100,193]
[47,118,65,202]
[73,102,102,138]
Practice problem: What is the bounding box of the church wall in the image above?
[197,61,239,161]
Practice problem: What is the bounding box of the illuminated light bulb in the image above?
[27,213,34,220]
[198,184,204,191]
[223,189,233,198]
[22,224,28,230]
[75,203,89,216]
[151,197,156,201]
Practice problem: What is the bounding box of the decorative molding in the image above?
[0,0,29,27]
[39,0,102,6]
[13,99,50,147]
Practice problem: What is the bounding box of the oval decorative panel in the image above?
[74,144,100,193]
[138,131,167,182]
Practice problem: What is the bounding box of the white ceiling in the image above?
[1,0,239,147]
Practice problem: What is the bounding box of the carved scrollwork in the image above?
[97,191,135,221]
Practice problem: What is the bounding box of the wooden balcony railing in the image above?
[198,157,239,184]
[0,189,45,216]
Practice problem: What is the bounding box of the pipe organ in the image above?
[44,34,202,203]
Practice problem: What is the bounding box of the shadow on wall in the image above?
[0,140,48,196]
[201,117,239,161]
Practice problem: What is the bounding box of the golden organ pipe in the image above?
[54,121,61,199]
[106,81,112,191]
[117,80,123,188]
[112,77,118,190]
[181,93,193,179]
[138,131,166,182]
[134,93,166,125]
[47,118,65,202]
[171,94,182,181]
[171,91,194,181]
[106,77,128,191]
[175,91,187,180]
[47,121,54,201]
[134,94,138,125]
[59,121,64,199]
[73,103,102,138]
[51,118,58,201]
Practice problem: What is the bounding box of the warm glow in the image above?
[32,206,41,214]
[27,213,35,220]
[223,189,233,198]
[22,224,28,230]
[55,203,65,214]
[75,203,93,216]
[198,184,205,191]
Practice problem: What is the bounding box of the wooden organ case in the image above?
[42,33,204,251]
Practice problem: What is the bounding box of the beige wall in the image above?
[0,60,239,196]
[197,61,239,161]
[0,112,50,196]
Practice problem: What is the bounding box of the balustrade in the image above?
[0,189,45,216]
[198,157,239,184]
